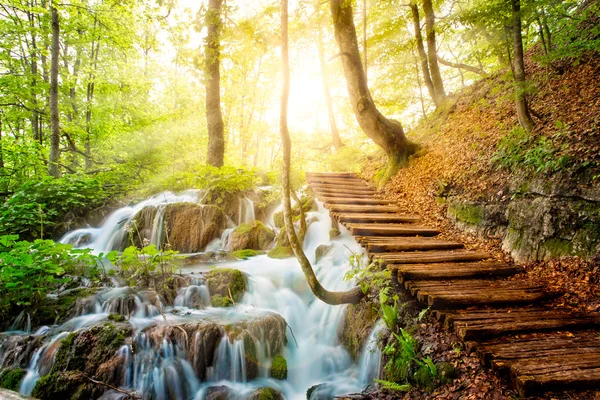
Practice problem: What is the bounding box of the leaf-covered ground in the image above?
[357,52,600,399]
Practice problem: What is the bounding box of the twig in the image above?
[174,325,189,349]
[285,322,299,349]
[77,372,141,399]
[227,287,236,306]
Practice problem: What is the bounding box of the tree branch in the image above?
[437,57,486,75]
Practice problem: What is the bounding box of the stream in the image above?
[1,194,382,400]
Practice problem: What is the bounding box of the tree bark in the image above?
[437,57,486,76]
[408,2,436,106]
[329,0,416,178]
[317,25,343,150]
[511,0,535,132]
[205,0,225,167]
[281,0,362,305]
[362,0,367,83]
[422,0,446,105]
[48,3,60,178]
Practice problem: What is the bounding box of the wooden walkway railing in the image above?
[307,172,600,396]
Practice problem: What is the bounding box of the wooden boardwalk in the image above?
[307,172,600,396]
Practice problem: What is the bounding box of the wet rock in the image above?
[229,220,275,251]
[205,385,234,400]
[0,335,44,369]
[329,228,341,240]
[202,190,241,222]
[247,387,284,400]
[315,244,334,263]
[206,268,247,306]
[340,299,379,360]
[0,387,37,399]
[269,354,287,380]
[132,203,226,252]
[306,383,337,400]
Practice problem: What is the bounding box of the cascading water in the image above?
[2,198,383,400]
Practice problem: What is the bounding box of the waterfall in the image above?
[5,197,383,400]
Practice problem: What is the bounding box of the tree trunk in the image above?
[422,0,445,105]
[48,3,60,178]
[511,0,535,132]
[329,0,416,179]
[362,0,367,83]
[205,0,225,168]
[281,0,362,305]
[408,2,436,106]
[317,26,343,150]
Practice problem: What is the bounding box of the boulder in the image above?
[229,221,275,251]
[269,354,287,380]
[248,387,284,400]
[315,244,334,263]
[340,299,379,360]
[206,269,247,306]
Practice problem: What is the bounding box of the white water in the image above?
[5,197,383,400]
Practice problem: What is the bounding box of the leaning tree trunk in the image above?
[422,0,446,105]
[408,1,436,106]
[205,0,225,167]
[317,26,343,150]
[48,3,60,178]
[511,0,535,132]
[281,0,362,306]
[329,0,416,179]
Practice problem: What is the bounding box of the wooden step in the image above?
[316,191,378,199]
[404,279,549,310]
[312,188,378,197]
[311,182,372,190]
[328,205,401,214]
[369,238,463,253]
[375,250,490,264]
[321,197,393,206]
[306,172,358,178]
[390,261,521,282]
[334,213,420,224]
[308,178,367,185]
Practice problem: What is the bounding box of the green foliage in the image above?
[0,368,26,391]
[492,127,572,174]
[344,254,391,295]
[0,235,104,311]
[106,245,179,286]
[0,175,110,240]
[270,354,288,380]
[232,249,262,259]
[148,165,259,194]
[373,379,412,392]
[267,245,294,259]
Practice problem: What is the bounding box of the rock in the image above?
[0,388,35,400]
[329,228,341,240]
[269,354,287,380]
[202,190,241,221]
[0,368,26,391]
[306,383,337,400]
[206,269,247,306]
[204,385,234,400]
[437,361,457,384]
[267,245,294,259]
[247,387,284,400]
[340,299,379,360]
[273,211,284,229]
[0,335,44,369]
[132,203,226,252]
[229,220,275,251]
[315,244,334,263]
[231,249,262,260]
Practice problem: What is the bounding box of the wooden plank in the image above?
[306,172,358,178]
[428,291,549,310]
[317,192,378,199]
[328,205,401,214]
[376,250,490,264]
[334,213,420,224]
[516,367,600,396]
[370,238,464,253]
[311,182,372,190]
[321,197,393,205]
[391,261,521,281]
[348,223,438,236]
[308,178,367,185]
[455,316,600,340]
[312,188,378,197]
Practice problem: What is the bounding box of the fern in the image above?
[374,379,411,392]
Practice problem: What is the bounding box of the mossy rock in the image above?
[315,244,334,263]
[206,268,247,303]
[230,220,275,251]
[231,249,262,260]
[267,245,294,259]
[28,288,97,329]
[0,368,26,391]
[437,362,456,384]
[247,387,283,400]
[340,299,379,360]
[269,354,287,380]
[448,202,485,226]
[210,294,233,307]
[329,228,341,240]
[273,211,284,229]
[414,365,435,390]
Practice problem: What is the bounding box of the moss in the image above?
[448,202,485,225]
[341,300,379,360]
[233,222,254,235]
[270,354,287,380]
[541,238,574,258]
[329,228,341,240]
[437,362,456,384]
[206,268,247,302]
[413,365,435,391]
[0,368,26,391]
[267,245,294,259]
[273,212,284,228]
[107,313,126,323]
[210,294,233,307]
[232,249,262,260]
[30,288,97,328]
[32,371,93,400]
[230,220,275,251]
[249,387,282,400]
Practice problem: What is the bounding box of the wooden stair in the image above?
[307,172,600,396]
